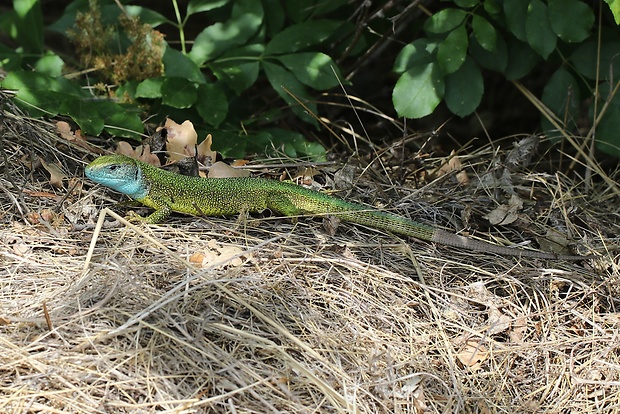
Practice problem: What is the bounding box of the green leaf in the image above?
[604,0,620,24]
[195,83,228,127]
[276,53,342,90]
[61,99,143,137]
[283,0,316,22]
[186,0,228,16]
[163,46,206,83]
[444,58,483,117]
[211,60,260,95]
[115,81,139,101]
[393,39,437,73]
[505,37,540,80]
[392,61,445,119]
[60,99,107,135]
[570,41,620,80]
[437,25,468,74]
[541,67,580,132]
[593,82,620,157]
[123,5,171,27]
[484,0,501,15]
[160,77,198,108]
[210,130,247,158]
[13,0,43,53]
[262,61,318,126]
[472,15,497,52]
[14,89,69,117]
[1,70,84,96]
[548,0,594,42]
[188,0,263,65]
[209,44,263,94]
[105,109,144,139]
[34,53,64,77]
[469,33,507,72]
[0,44,22,71]
[310,0,350,16]
[259,128,326,162]
[136,78,164,98]
[262,0,285,37]
[47,0,89,34]
[265,20,343,54]
[525,0,557,59]
[454,0,479,7]
[424,9,468,34]
[504,0,529,41]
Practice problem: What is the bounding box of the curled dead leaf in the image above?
[40,159,66,188]
[115,142,161,166]
[161,118,198,161]
[487,305,511,335]
[456,339,488,371]
[436,151,470,185]
[208,161,250,178]
[483,194,523,225]
[197,133,218,166]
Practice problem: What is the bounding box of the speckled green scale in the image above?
[85,155,586,260]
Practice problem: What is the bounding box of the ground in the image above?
[1,104,619,413]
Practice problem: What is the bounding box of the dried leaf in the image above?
[56,121,75,141]
[293,167,320,187]
[12,242,30,256]
[456,339,488,370]
[401,376,427,413]
[509,315,528,343]
[231,159,250,167]
[196,133,218,166]
[189,241,244,269]
[505,135,539,172]
[487,305,511,335]
[189,252,206,266]
[116,141,135,157]
[40,159,66,188]
[483,194,523,225]
[116,142,161,166]
[537,228,573,254]
[436,151,470,185]
[162,118,198,161]
[322,215,341,236]
[215,245,244,267]
[56,121,93,151]
[208,161,250,178]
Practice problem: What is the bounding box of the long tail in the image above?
[288,188,584,260]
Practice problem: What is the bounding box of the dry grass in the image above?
[1,103,619,413]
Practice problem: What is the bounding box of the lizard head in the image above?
[85,154,149,199]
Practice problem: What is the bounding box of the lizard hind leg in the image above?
[266,193,304,221]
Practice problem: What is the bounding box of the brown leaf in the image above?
[537,228,573,255]
[115,142,161,166]
[436,151,470,185]
[483,194,523,225]
[55,121,94,151]
[208,161,250,178]
[196,133,218,166]
[162,118,198,161]
[456,339,488,370]
[509,315,528,343]
[40,159,66,188]
[487,305,511,335]
[293,167,320,187]
[56,121,75,141]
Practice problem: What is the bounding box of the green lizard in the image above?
[85,154,586,260]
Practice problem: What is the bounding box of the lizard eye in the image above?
[107,165,119,171]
